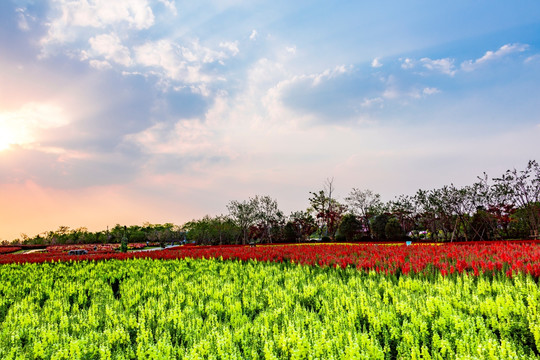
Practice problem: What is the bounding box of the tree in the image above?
[309,178,346,241]
[388,194,416,236]
[227,197,259,245]
[338,214,362,241]
[468,208,496,241]
[493,160,540,238]
[385,217,404,240]
[289,210,318,241]
[253,195,284,243]
[371,214,389,240]
[183,215,240,245]
[345,188,384,238]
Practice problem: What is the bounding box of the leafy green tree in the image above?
[384,217,404,240]
[282,222,298,243]
[371,214,390,240]
[183,215,240,245]
[338,214,362,241]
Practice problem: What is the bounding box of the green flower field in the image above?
[1,243,540,359]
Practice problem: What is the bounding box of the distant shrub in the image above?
[385,217,404,240]
[335,234,346,242]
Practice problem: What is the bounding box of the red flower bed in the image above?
[0,247,22,254]
[1,242,540,278]
[45,243,150,255]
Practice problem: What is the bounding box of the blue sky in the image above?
[1,0,539,240]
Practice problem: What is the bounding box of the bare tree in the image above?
[309,178,346,240]
[345,188,384,237]
[227,198,258,245]
[254,195,283,243]
[493,160,540,238]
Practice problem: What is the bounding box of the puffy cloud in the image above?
[400,58,414,69]
[371,57,383,68]
[157,0,177,16]
[88,33,132,66]
[219,41,239,56]
[34,0,241,97]
[133,39,221,85]
[249,30,258,40]
[423,87,440,96]
[126,120,216,156]
[49,0,154,31]
[461,43,529,71]
[181,39,230,64]
[420,57,456,76]
[311,65,351,86]
[39,0,155,58]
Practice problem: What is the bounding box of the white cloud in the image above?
[461,43,529,71]
[286,46,297,55]
[361,97,383,108]
[16,8,33,31]
[37,1,239,92]
[525,54,540,64]
[379,77,439,102]
[157,0,177,16]
[260,64,352,101]
[88,33,132,66]
[123,97,238,163]
[381,75,399,99]
[423,87,440,96]
[40,0,155,57]
[249,30,258,40]
[40,0,154,58]
[420,57,456,76]
[89,59,112,70]
[134,40,185,78]
[133,39,225,85]
[126,120,214,156]
[219,41,239,56]
[371,58,383,68]
[311,65,351,86]
[401,58,414,69]
[55,0,153,30]
[181,39,228,64]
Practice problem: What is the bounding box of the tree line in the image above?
[9,160,540,246]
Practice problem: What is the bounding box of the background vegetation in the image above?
[8,160,539,246]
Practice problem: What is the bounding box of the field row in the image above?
[1,258,539,359]
[2,242,540,278]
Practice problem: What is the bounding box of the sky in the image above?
[1,0,540,240]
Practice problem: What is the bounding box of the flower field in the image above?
[0,242,540,359]
[0,247,22,254]
[1,241,540,278]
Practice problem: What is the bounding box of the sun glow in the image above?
[0,115,27,151]
[0,103,69,151]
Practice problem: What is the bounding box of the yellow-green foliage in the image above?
[0,259,539,359]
